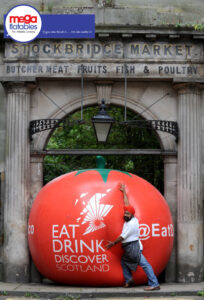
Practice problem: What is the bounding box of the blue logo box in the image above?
[4,14,95,39]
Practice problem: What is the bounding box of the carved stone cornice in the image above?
[95,81,114,105]
[2,81,36,94]
[173,82,204,95]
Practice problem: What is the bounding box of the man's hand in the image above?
[119,183,126,193]
[105,241,115,250]
[119,183,129,205]
[105,236,124,250]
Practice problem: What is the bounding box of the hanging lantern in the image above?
[92,99,114,143]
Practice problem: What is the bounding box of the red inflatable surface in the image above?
[28,168,174,286]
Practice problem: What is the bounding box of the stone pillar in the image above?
[164,156,177,282]
[29,155,44,283]
[3,82,34,282]
[200,89,204,277]
[175,83,203,283]
[29,155,44,211]
[0,172,5,281]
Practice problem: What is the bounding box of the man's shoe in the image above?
[144,286,160,291]
[124,279,134,288]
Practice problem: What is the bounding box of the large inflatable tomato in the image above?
[28,159,174,286]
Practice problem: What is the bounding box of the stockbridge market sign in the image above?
[3,40,204,79]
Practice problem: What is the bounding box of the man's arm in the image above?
[105,184,130,250]
[120,184,129,206]
[105,236,124,250]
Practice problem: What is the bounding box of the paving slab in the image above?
[0,282,203,299]
[0,297,203,300]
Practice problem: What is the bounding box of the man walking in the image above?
[106,184,160,290]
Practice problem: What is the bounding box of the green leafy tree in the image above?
[44,106,164,192]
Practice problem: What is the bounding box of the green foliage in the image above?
[197,291,204,296]
[44,106,164,192]
[0,291,8,296]
[193,24,204,31]
[104,0,113,7]
[96,0,114,7]
[170,292,176,297]
[24,293,39,298]
[57,295,80,300]
[175,22,204,31]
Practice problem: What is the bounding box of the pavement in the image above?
[0,281,203,299]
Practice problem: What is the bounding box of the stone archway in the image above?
[32,92,177,152]
[30,87,177,282]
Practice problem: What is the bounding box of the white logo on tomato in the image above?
[139,224,151,240]
[75,190,113,236]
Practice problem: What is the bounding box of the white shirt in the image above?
[139,240,143,251]
[120,217,140,243]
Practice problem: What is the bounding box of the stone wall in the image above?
[0,0,204,27]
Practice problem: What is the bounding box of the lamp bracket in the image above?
[121,120,178,142]
[29,119,60,141]
[29,118,178,142]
